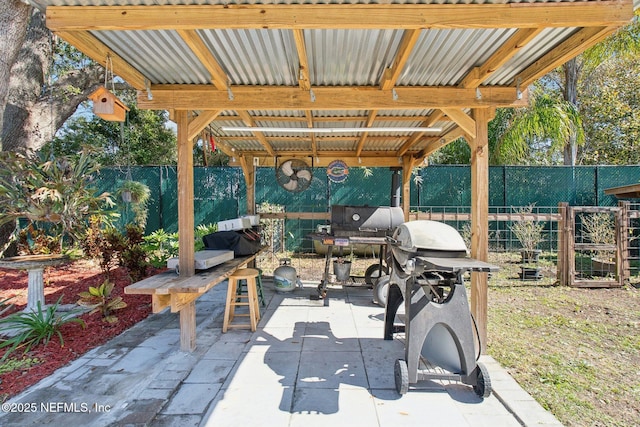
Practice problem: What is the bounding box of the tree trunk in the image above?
[2,9,104,154]
[563,58,579,166]
[0,8,104,255]
[0,1,32,151]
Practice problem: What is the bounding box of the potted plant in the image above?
[510,205,545,264]
[581,212,616,276]
[115,180,151,229]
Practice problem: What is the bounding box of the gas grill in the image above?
[383,220,498,397]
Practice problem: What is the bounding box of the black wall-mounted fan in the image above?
[276,159,313,193]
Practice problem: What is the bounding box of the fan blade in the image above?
[283,179,298,191]
[296,169,312,181]
[281,160,294,176]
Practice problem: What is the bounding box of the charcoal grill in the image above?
[308,204,403,301]
[383,220,498,397]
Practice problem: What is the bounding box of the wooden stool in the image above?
[223,268,261,332]
[236,268,266,307]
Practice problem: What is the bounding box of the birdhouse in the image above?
[88,86,129,122]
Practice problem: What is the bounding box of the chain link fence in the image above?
[93,165,640,283]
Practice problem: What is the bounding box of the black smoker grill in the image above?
[312,204,403,298]
[383,220,499,397]
[310,169,404,301]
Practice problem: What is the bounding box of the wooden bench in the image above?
[125,249,264,352]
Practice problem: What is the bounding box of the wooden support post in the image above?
[180,301,197,352]
[557,202,568,286]
[567,206,576,287]
[617,200,629,286]
[402,156,415,222]
[176,110,195,277]
[468,108,490,353]
[240,155,256,215]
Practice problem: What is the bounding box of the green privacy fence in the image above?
[95,165,640,239]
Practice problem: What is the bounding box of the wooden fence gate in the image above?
[558,202,629,287]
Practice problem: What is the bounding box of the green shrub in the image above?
[0,298,85,361]
[76,280,127,324]
[142,229,179,268]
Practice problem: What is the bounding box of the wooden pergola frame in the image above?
[41,0,636,352]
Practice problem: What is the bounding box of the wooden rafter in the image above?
[395,110,445,156]
[516,26,619,88]
[293,29,311,91]
[380,29,422,90]
[47,2,633,31]
[355,111,378,156]
[177,30,229,90]
[418,126,467,158]
[188,110,221,141]
[305,111,317,156]
[56,31,146,89]
[236,110,276,157]
[138,85,526,110]
[459,27,544,89]
[441,108,477,139]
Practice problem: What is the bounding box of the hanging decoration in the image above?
[327,159,349,183]
[209,135,217,152]
[88,54,129,122]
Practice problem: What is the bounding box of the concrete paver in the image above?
[0,279,563,427]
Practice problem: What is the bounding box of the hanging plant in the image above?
[115,180,150,229]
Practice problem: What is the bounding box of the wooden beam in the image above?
[177,29,229,90]
[395,110,444,156]
[55,31,146,89]
[239,156,256,215]
[401,156,417,221]
[516,26,619,88]
[137,85,526,110]
[355,111,378,157]
[420,127,466,158]
[459,27,544,89]
[236,111,276,157]
[188,110,221,141]
[380,29,422,90]
[212,114,452,122]
[176,110,195,278]
[441,108,476,139]
[468,108,490,354]
[293,29,311,91]
[305,111,318,156]
[229,155,404,168]
[47,2,634,31]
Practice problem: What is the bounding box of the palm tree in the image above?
[556,12,639,165]
[493,12,639,166]
[492,91,583,165]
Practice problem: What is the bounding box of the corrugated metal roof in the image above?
[33,0,638,164]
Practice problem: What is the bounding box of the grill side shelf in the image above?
[414,256,499,273]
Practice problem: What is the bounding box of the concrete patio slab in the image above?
[0,279,563,427]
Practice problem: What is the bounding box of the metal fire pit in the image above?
[383,220,498,397]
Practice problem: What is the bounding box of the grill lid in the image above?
[392,220,467,254]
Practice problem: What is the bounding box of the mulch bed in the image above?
[0,260,162,401]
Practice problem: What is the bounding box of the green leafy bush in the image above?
[141,223,217,268]
[142,229,179,268]
[76,280,127,324]
[0,298,85,361]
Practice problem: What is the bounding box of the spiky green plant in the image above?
[0,298,85,361]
